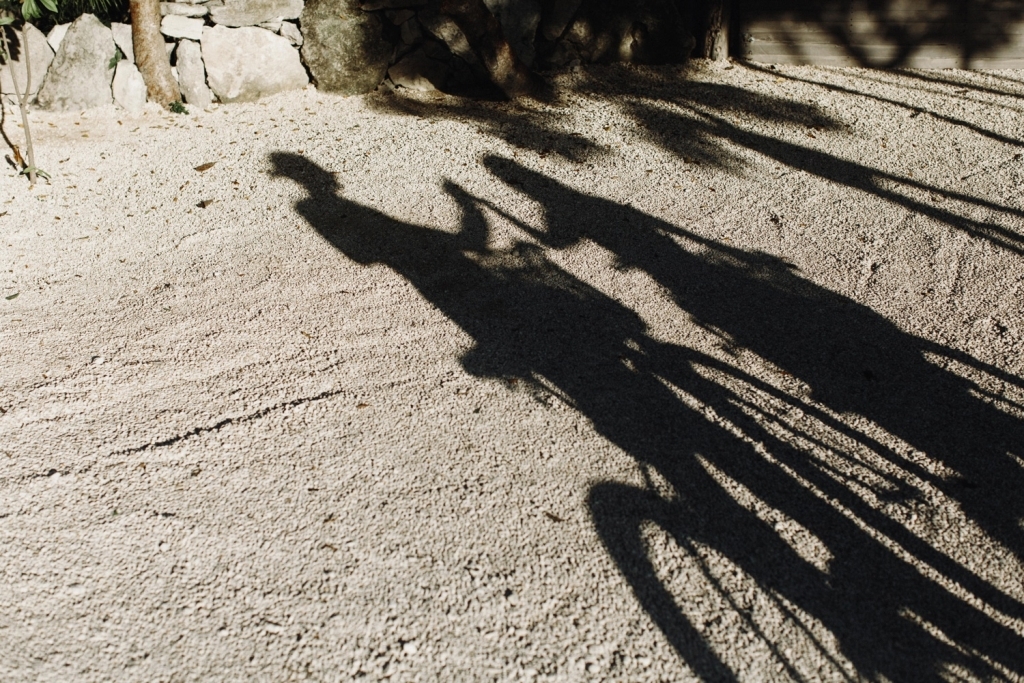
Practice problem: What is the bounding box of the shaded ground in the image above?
[1,62,1023,681]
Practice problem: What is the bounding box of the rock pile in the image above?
[24,0,309,112]
[369,0,695,94]
[0,0,694,112]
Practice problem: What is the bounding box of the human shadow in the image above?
[272,151,1024,680]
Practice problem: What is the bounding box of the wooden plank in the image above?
[745,22,1024,39]
[702,0,731,61]
[739,14,1024,68]
[744,53,1024,68]
[742,44,1024,69]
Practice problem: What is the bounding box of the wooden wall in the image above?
[732,0,1024,69]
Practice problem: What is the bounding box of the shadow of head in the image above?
[269,152,339,194]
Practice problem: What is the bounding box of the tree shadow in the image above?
[571,67,1024,255]
[369,63,1024,255]
[271,150,1024,680]
[742,63,1024,148]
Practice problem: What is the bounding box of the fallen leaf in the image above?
[300,331,312,338]
[197,199,215,208]
[544,511,564,523]
[194,162,216,172]
[5,292,19,300]
[356,402,369,409]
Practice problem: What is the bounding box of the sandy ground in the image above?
[1,61,1024,682]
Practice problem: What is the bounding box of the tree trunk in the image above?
[129,0,180,106]
[702,0,730,61]
[439,0,540,99]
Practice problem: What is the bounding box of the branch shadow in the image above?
[271,149,1024,680]
[369,62,1024,255]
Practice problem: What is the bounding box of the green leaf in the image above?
[20,166,51,181]
[38,0,57,12]
[21,0,42,21]
[5,292,18,300]
[0,15,16,25]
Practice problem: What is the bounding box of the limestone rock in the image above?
[37,14,115,111]
[388,48,448,91]
[301,0,390,95]
[112,59,146,114]
[400,17,422,44]
[260,19,283,33]
[419,11,476,64]
[46,23,69,53]
[209,0,303,27]
[176,39,214,108]
[0,23,54,99]
[161,2,209,16]
[484,0,541,66]
[539,0,580,41]
[201,25,307,102]
[161,15,206,40]
[558,0,693,65]
[111,22,135,62]
[279,21,303,46]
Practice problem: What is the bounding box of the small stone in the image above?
[400,17,422,45]
[37,14,115,111]
[46,23,70,52]
[0,23,54,99]
[402,641,418,655]
[201,25,307,102]
[112,60,146,114]
[279,21,303,46]
[421,39,449,60]
[110,22,134,62]
[91,355,105,365]
[176,39,213,108]
[161,1,209,16]
[209,0,303,27]
[388,48,448,91]
[419,12,476,64]
[389,9,414,24]
[161,15,205,40]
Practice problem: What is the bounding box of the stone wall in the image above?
[0,0,694,112]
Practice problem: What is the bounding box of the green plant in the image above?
[169,100,188,114]
[0,0,58,186]
[54,0,126,25]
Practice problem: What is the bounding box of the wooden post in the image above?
[702,0,730,61]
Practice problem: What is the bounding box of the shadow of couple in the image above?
[271,150,1024,681]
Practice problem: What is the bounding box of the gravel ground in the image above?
[1,61,1023,682]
